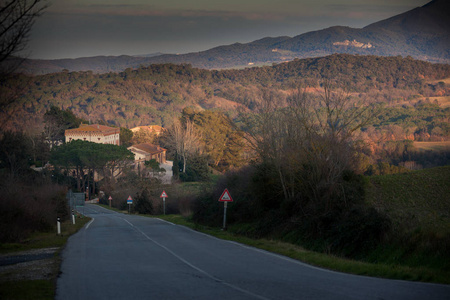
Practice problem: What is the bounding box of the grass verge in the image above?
[0,280,54,300]
[0,216,91,300]
[155,214,450,285]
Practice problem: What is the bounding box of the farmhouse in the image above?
[127,143,167,164]
[64,124,120,145]
[130,125,165,136]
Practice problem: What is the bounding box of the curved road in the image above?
[56,204,450,300]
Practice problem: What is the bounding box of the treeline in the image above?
[2,54,449,132]
[0,130,68,242]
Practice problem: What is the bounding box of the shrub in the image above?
[329,205,392,257]
[134,188,153,214]
[0,181,68,243]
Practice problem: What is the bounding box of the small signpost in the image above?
[160,191,168,215]
[127,195,133,214]
[108,196,112,207]
[219,188,233,230]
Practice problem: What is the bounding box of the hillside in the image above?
[2,55,449,145]
[14,0,450,74]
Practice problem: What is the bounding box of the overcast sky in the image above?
[26,0,429,60]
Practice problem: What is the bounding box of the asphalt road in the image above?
[56,204,450,300]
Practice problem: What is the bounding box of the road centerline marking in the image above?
[120,217,270,300]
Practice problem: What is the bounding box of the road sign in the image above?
[108,196,112,201]
[127,196,133,214]
[219,188,233,230]
[219,189,233,202]
[160,191,168,215]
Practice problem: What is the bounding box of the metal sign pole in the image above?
[160,191,168,215]
[163,197,166,215]
[222,201,228,230]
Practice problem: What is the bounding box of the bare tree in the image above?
[0,0,48,127]
[243,81,379,213]
[0,0,47,72]
[166,118,202,173]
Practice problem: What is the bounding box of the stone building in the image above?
[64,124,120,145]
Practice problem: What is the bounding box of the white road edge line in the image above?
[156,218,176,225]
[178,223,343,275]
[85,218,95,230]
[120,217,269,300]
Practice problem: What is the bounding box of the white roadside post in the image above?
[127,195,133,214]
[218,189,233,230]
[72,209,75,225]
[160,191,168,215]
[57,217,61,235]
[108,195,112,207]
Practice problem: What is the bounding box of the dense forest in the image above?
[2,54,449,144]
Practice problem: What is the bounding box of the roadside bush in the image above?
[328,205,392,257]
[0,181,68,243]
[192,192,221,226]
[134,188,153,214]
[192,165,259,226]
[192,163,394,260]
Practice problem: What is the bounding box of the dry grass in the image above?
[413,141,450,151]
[427,77,450,85]
[427,96,450,107]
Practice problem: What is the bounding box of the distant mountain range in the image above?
[16,0,450,74]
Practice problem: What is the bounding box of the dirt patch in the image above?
[0,248,59,282]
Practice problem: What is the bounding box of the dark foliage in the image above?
[0,181,68,243]
[134,188,153,214]
[179,154,210,182]
[192,163,392,259]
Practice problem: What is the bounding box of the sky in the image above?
[26,0,429,60]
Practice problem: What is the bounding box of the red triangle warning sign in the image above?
[219,189,233,202]
[160,191,168,198]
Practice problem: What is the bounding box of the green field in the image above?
[365,166,450,232]
[362,166,450,279]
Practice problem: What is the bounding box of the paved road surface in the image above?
[56,204,450,300]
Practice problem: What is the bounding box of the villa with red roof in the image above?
[64,124,120,145]
[127,143,167,164]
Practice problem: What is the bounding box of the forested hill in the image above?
[14,0,450,74]
[3,54,450,135]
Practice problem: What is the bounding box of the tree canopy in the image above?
[50,140,134,191]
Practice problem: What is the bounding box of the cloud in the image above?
[46,1,425,26]
[48,3,286,21]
